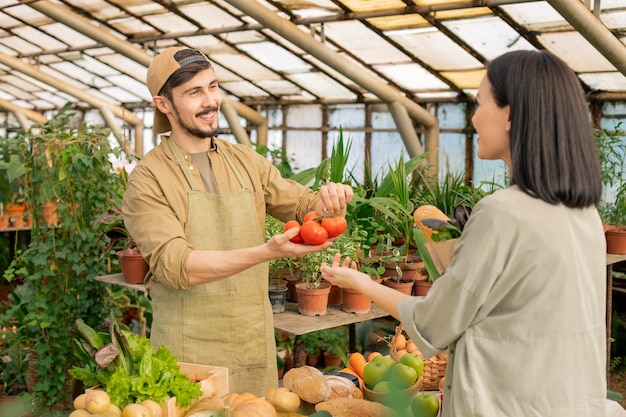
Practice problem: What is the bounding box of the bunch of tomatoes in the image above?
[283,211,348,245]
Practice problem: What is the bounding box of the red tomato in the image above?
[283,220,304,243]
[300,220,328,245]
[321,216,348,238]
[303,211,321,223]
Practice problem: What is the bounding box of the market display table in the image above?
[94,274,392,367]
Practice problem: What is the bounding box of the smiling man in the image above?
[122,47,353,395]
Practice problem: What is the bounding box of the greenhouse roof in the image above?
[0,0,625,124]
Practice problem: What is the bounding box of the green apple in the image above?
[411,393,439,417]
[362,359,392,389]
[372,380,393,393]
[389,362,418,389]
[400,352,425,379]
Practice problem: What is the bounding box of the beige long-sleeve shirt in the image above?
[122,137,320,290]
[398,186,607,417]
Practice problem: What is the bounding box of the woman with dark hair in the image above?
[321,50,606,416]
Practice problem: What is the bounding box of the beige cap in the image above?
[147,47,210,134]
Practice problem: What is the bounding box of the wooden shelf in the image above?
[273,302,389,336]
[94,273,147,293]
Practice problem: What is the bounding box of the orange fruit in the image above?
[368,351,382,362]
[406,339,418,353]
[348,352,367,379]
[391,333,407,350]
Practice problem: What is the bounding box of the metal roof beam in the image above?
[0,51,143,147]
[548,0,626,76]
[223,0,440,173]
[29,0,267,149]
[0,99,48,129]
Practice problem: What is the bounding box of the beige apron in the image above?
[149,138,277,396]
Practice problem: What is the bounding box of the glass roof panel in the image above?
[376,63,450,91]
[501,2,564,26]
[180,3,242,29]
[287,72,356,101]
[72,55,119,77]
[580,72,626,92]
[3,4,48,24]
[40,23,97,49]
[255,79,301,96]
[143,12,199,35]
[179,35,235,55]
[439,69,486,90]
[50,62,111,89]
[340,0,406,12]
[97,53,148,83]
[237,42,311,73]
[2,74,38,92]
[540,32,615,72]
[0,36,41,55]
[367,14,430,32]
[324,21,411,65]
[99,86,143,103]
[600,10,626,30]
[386,28,481,70]
[444,16,536,60]
[63,0,124,20]
[108,17,155,35]
[0,11,20,28]
[209,52,283,80]
[276,0,341,18]
[0,82,35,100]
[219,81,270,98]
[106,74,151,101]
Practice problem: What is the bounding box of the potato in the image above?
[85,389,112,414]
[92,412,120,417]
[122,403,151,417]
[140,400,162,417]
[73,393,87,410]
[69,410,92,417]
[108,403,123,417]
[265,387,300,412]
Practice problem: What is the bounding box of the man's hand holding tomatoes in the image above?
[267,226,333,259]
[316,182,354,216]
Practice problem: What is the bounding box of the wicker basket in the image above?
[389,324,448,391]
[420,355,448,391]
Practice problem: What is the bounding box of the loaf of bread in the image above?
[315,397,397,417]
[282,366,332,404]
[325,375,363,400]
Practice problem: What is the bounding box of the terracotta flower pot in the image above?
[117,250,149,284]
[606,227,626,255]
[413,280,433,296]
[341,287,371,314]
[295,282,330,316]
[383,278,414,295]
[323,279,343,307]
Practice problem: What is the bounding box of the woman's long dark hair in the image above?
[487,50,602,208]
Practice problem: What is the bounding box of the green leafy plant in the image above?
[70,318,202,408]
[0,103,123,412]
[265,215,296,285]
[596,122,626,226]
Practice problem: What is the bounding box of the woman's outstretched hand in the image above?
[320,253,369,289]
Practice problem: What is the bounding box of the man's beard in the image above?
[172,103,219,139]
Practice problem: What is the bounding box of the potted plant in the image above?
[0,104,122,413]
[595,123,626,253]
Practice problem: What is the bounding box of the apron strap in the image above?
[168,138,201,191]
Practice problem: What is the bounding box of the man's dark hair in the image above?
[159,49,212,100]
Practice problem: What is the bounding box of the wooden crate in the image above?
[162,363,229,417]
